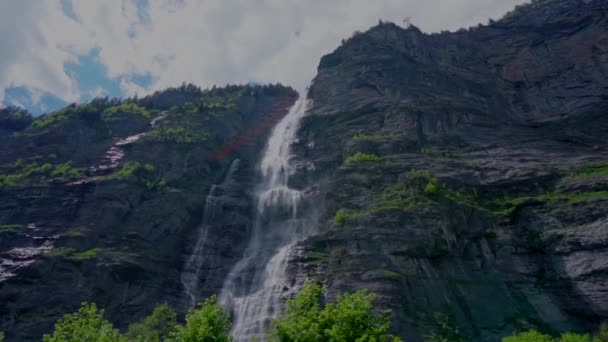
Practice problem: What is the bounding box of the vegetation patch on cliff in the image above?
[0,224,24,234]
[48,247,106,261]
[352,132,407,142]
[345,152,384,164]
[0,160,84,188]
[148,126,209,144]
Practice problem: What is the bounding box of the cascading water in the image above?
[220,96,314,341]
[181,159,241,307]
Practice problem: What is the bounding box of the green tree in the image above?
[42,302,122,342]
[322,289,401,342]
[595,323,608,342]
[502,330,593,342]
[502,330,554,342]
[168,295,232,342]
[424,312,466,342]
[269,282,402,342]
[126,303,178,342]
[270,282,324,342]
[560,332,591,342]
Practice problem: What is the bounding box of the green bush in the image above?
[502,330,593,342]
[72,248,103,260]
[596,322,608,342]
[42,303,122,342]
[112,161,143,179]
[269,282,402,342]
[346,152,383,163]
[103,102,151,119]
[0,160,84,188]
[0,224,24,233]
[33,104,99,128]
[126,303,178,342]
[168,295,232,342]
[352,133,406,142]
[424,312,466,342]
[49,247,103,260]
[333,209,364,225]
[560,333,591,342]
[345,152,383,164]
[148,127,208,144]
[502,330,554,342]
[51,161,83,178]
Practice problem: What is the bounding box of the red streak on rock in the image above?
[207,90,298,162]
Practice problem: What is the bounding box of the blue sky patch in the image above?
[135,0,151,26]
[1,47,157,116]
[63,48,122,101]
[60,0,79,22]
[3,86,68,116]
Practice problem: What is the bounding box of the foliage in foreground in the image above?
[41,297,231,342]
[42,303,122,342]
[36,289,608,342]
[501,329,595,342]
[125,303,177,341]
[168,296,232,342]
[269,282,402,342]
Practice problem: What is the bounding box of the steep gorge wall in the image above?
[286,0,608,340]
[0,85,297,341]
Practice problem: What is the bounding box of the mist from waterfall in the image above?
[219,96,314,341]
[181,159,241,308]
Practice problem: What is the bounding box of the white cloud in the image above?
[0,0,529,109]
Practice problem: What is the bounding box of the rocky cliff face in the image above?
[287,0,608,340]
[1,0,607,341]
[0,84,297,341]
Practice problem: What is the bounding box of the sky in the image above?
[0,0,528,115]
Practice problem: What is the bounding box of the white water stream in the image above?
[219,97,314,341]
[180,159,241,307]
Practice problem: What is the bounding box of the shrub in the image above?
[424,312,466,342]
[168,295,232,342]
[148,127,208,144]
[126,303,178,342]
[42,303,122,342]
[502,330,554,342]
[0,160,84,188]
[334,209,349,225]
[32,104,99,128]
[345,152,383,164]
[103,102,151,119]
[108,161,143,180]
[269,282,402,342]
[333,209,364,225]
[270,282,324,341]
[560,333,591,342]
[596,322,608,342]
[50,161,82,179]
[48,247,103,260]
[502,330,593,342]
[0,224,24,233]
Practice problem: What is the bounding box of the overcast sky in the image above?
[0,0,528,114]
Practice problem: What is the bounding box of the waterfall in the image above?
[181,159,241,307]
[220,97,314,341]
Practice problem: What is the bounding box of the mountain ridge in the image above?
[0,0,607,340]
